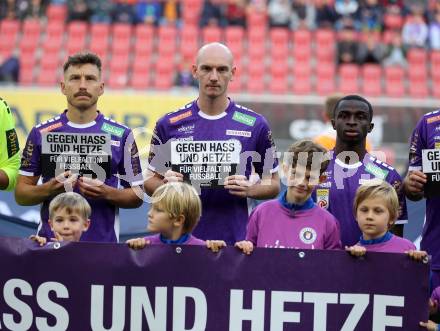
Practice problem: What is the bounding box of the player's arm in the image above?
[15,172,76,205]
[403,170,426,201]
[247,171,280,199]
[0,98,20,190]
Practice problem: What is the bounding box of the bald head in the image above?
[196,43,234,67]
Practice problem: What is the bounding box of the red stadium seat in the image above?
[22,19,41,39]
[19,66,34,85]
[338,64,360,94]
[248,26,266,45]
[270,28,289,62]
[293,29,312,47]
[66,22,88,55]
[315,30,335,63]
[182,0,203,26]
[384,13,403,30]
[407,48,427,66]
[154,60,174,90]
[316,75,336,95]
[384,66,406,97]
[131,72,150,89]
[46,21,64,40]
[112,23,132,40]
[107,73,128,89]
[431,51,440,80]
[409,82,429,98]
[134,25,154,58]
[157,26,177,57]
[0,19,19,55]
[37,68,59,86]
[316,62,336,79]
[361,64,382,96]
[225,26,244,45]
[408,64,428,81]
[180,26,199,60]
[19,34,39,55]
[247,42,266,62]
[247,11,267,27]
[91,23,110,41]
[247,78,265,93]
[202,26,223,44]
[292,64,311,94]
[432,77,440,98]
[46,4,67,23]
[228,75,242,93]
[247,62,265,93]
[270,76,289,94]
[110,54,129,72]
[40,52,59,71]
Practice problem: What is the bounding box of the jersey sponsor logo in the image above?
[177,124,195,134]
[169,110,192,124]
[225,129,252,137]
[427,115,440,124]
[6,128,19,158]
[39,122,63,133]
[110,140,121,147]
[299,227,317,244]
[101,122,125,137]
[365,162,389,180]
[316,189,329,209]
[232,111,256,127]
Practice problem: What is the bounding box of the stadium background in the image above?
[0,0,438,242]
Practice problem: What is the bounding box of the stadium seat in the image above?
[247,42,266,63]
[202,26,223,44]
[154,60,174,90]
[384,66,406,97]
[91,23,110,41]
[180,26,199,60]
[407,48,427,66]
[182,0,203,26]
[292,65,312,95]
[19,66,34,85]
[37,68,59,86]
[409,82,429,98]
[270,76,289,94]
[40,52,59,71]
[270,28,289,62]
[247,11,267,27]
[315,29,335,49]
[431,51,440,80]
[293,29,312,47]
[134,25,154,58]
[248,26,266,45]
[112,23,132,40]
[225,26,244,61]
[19,34,39,56]
[46,21,64,40]
[384,13,403,30]
[107,73,128,89]
[131,72,150,89]
[408,64,428,81]
[247,63,266,93]
[338,64,360,94]
[361,64,382,96]
[247,78,265,93]
[432,77,440,98]
[46,4,67,23]
[157,26,177,57]
[316,75,336,95]
[22,19,41,39]
[66,22,87,55]
[110,54,130,73]
[0,19,19,54]
[228,75,242,93]
[316,62,335,79]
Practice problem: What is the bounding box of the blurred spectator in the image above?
[112,0,137,24]
[383,3,404,30]
[247,0,266,13]
[0,54,19,83]
[383,32,407,66]
[67,0,90,22]
[175,60,198,88]
[225,0,247,27]
[291,0,316,30]
[15,0,48,20]
[0,0,16,19]
[200,0,227,27]
[337,25,359,64]
[89,0,112,23]
[402,5,428,47]
[429,10,440,49]
[135,0,162,25]
[315,0,339,28]
[162,0,180,25]
[359,0,384,31]
[357,32,386,63]
[268,0,292,28]
[335,0,359,16]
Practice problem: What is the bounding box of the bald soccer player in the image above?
[145,43,280,244]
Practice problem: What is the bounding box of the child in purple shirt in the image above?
[346,181,427,259]
[236,140,341,254]
[126,182,226,252]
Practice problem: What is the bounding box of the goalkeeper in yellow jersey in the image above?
[0,97,19,190]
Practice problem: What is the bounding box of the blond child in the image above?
[235,140,341,254]
[127,182,226,252]
[346,181,427,260]
[30,192,91,245]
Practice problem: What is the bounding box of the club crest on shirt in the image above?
[299,227,317,244]
[177,124,195,134]
[316,189,329,209]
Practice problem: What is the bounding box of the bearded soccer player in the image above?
[145,43,280,245]
[15,52,143,242]
[404,111,440,288]
[0,97,20,191]
[313,95,407,247]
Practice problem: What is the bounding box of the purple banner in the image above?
[0,237,429,331]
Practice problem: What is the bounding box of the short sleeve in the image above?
[253,118,279,177]
[147,120,171,175]
[387,170,408,224]
[19,127,42,177]
[408,116,426,171]
[118,129,144,188]
[324,214,342,249]
[245,207,260,245]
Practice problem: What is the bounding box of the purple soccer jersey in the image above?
[431,286,440,309]
[358,234,415,253]
[19,111,143,242]
[148,99,278,245]
[409,110,440,270]
[144,234,206,246]
[246,199,341,250]
[313,152,408,247]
